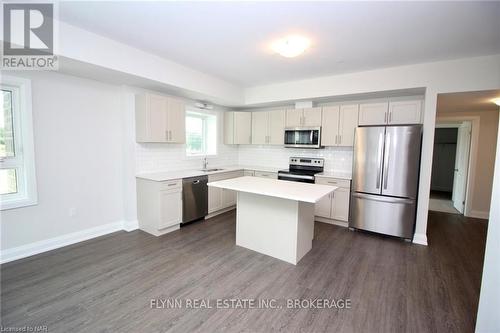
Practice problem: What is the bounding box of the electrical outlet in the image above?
[69,207,77,217]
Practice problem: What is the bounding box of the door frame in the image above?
[435,116,480,217]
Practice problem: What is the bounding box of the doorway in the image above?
[429,121,471,214]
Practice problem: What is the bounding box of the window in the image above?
[0,76,37,210]
[185,111,217,156]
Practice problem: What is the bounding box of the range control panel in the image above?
[289,157,324,167]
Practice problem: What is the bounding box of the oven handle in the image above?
[278,173,315,181]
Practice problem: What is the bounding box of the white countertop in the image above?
[315,171,352,180]
[136,165,283,182]
[208,176,337,203]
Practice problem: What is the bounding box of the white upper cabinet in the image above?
[388,100,422,124]
[285,109,303,127]
[303,107,322,127]
[252,110,285,145]
[358,102,389,126]
[251,111,268,145]
[338,104,359,146]
[285,107,322,127]
[320,106,340,146]
[321,104,358,147]
[135,93,186,143]
[359,99,422,126]
[224,111,252,144]
[268,109,286,145]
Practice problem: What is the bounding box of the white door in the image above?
[148,94,168,142]
[452,122,472,213]
[268,110,285,145]
[388,100,422,125]
[167,97,185,143]
[303,107,322,126]
[358,102,388,126]
[338,104,359,146]
[251,111,268,144]
[331,188,350,221]
[159,190,182,229]
[315,193,332,218]
[285,109,303,127]
[234,112,252,144]
[321,106,340,146]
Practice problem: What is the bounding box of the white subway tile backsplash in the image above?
[237,145,353,174]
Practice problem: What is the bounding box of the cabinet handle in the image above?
[384,112,387,123]
[389,111,392,123]
[328,181,338,184]
[168,183,176,186]
[165,130,169,141]
[339,135,342,145]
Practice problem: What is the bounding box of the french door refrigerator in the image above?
[350,125,422,240]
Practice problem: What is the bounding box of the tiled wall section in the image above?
[237,145,353,174]
[135,143,239,173]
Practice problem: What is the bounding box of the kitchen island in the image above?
[208,176,337,265]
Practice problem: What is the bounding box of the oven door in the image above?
[278,173,315,183]
[284,127,321,148]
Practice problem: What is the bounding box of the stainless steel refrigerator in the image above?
[350,125,422,240]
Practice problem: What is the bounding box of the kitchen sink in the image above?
[200,168,224,172]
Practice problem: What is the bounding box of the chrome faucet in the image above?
[202,156,208,169]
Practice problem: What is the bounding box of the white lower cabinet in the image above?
[243,170,255,176]
[208,170,244,214]
[137,178,182,236]
[314,177,351,224]
[254,171,278,179]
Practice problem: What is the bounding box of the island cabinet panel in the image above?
[208,170,244,214]
[135,93,185,143]
[315,177,351,224]
[137,178,182,236]
[225,112,252,144]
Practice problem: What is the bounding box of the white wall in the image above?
[475,108,500,333]
[0,71,124,251]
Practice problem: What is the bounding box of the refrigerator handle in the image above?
[376,132,384,189]
[352,192,414,204]
[383,132,390,189]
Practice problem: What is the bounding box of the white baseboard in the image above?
[413,233,428,246]
[205,206,235,219]
[0,221,127,264]
[123,219,139,232]
[467,210,489,220]
[315,216,348,228]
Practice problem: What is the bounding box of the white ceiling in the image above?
[437,90,500,113]
[59,1,500,87]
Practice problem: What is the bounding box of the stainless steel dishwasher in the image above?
[182,175,208,224]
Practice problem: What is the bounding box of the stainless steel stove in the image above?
[278,157,324,183]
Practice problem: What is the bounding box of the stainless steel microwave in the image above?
[284,127,321,148]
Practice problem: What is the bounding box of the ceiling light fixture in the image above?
[271,35,311,58]
[492,98,500,106]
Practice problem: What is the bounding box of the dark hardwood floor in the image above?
[1,211,487,333]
